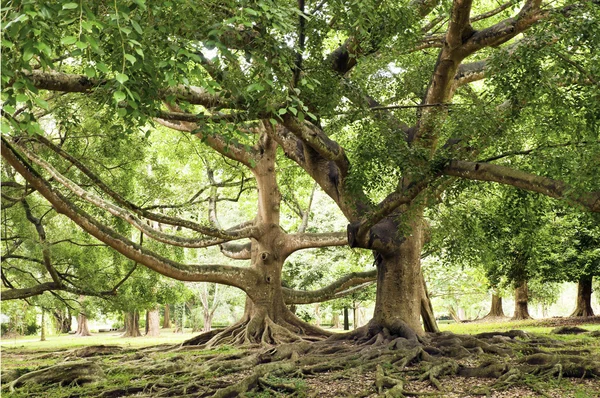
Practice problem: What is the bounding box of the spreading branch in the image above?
[283,270,377,304]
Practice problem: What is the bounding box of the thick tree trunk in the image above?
[343,308,350,330]
[486,293,506,318]
[332,311,340,329]
[52,308,72,334]
[146,307,160,337]
[203,309,213,332]
[570,276,594,317]
[369,217,425,339]
[512,281,532,320]
[122,311,141,337]
[76,313,92,337]
[40,310,46,342]
[162,305,171,329]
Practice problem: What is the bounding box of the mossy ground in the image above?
[1,320,599,397]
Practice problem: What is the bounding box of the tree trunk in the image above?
[122,311,141,337]
[343,307,350,330]
[203,308,213,332]
[76,313,92,336]
[353,301,359,329]
[486,293,505,318]
[145,310,149,335]
[40,310,46,342]
[162,305,171,329]
[314,303,321,327]
[570,275,594,317]
[332,311,340,329]
[368,217,425,339]
[421,274,439,332]
[512,281,532,320]
[52,308,72,334]
[146,307,160,337]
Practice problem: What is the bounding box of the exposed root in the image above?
[9,360,104,392]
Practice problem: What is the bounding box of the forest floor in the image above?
[1,318,600,397]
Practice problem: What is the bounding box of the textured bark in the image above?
[52,309,72,334]
[40,310,46,342]
[162,305,171,329]
[332,312,340,329]
[570,276,594,317]
[353,302,360,329]
[486,293,506,318]
[343,308,350,330]
[146,308,161,337]
[421,274,440,333]
[314,303,321,327]
[512,281,532,320]
[76,313,92,337]
[122,311,141,337]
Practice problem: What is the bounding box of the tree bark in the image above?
[122,311,141,337]
[570,275,594,317]
[421,274,440,332]
[146,307,161,337]
[353,301,359,329]
[52,308,72,334]
[162,305,171,329]
[314,303,321,327]
[332,311,340,329]
[512,281,532,320]
[76,313,92,337]
[486,293,506,318]
[40,310,46,342]
[343,308,350,330]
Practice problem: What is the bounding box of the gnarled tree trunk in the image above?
[486,293,505,318]
[75,313,92,337]
[512,281,532,320]
[146,307,160,337]
[122,311,141,337]
[570,275,594,317]
[52,308,72,334]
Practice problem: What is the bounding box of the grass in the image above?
[0,328,197,352]
[440,319,600,335]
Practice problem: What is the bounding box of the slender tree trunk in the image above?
[486,293,505,318]
[512,281,532,320]
[76,313,92,336]
[203,308,213,332]
[421,274,439,332]
[343,307,350,330]
[145,310,149,335]
[162,305,171,329]
[40,310,46,341]
[570,275,594,317]
[314,303,321,327]
[332,311,340,329]
[353,301,359,329]
[122,311,141,337]
[146,307,160,337]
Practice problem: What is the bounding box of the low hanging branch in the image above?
[283,270,377,305]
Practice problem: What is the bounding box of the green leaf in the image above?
[2,40,14,49]
[60,36,77,45]
[22,48,35,61]
[115,73,129,84]
[62,3,79,9]
[124,54,136,64]
[269,118,278,125]
[75,40,87,50]
[1,121,12,134]
[130,20,143,34]
[278,108,287,115]
[97,63,109,73]
[288,107,297,116]
[84,67,96,78]
[34,97,49,110]
[113,90,126,102]
[16,94,28,103]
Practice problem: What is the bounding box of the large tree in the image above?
[2,0,599,344]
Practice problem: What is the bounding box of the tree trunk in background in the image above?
[353,302,359,329]
[162,305,171,329]
[486,293,505,318]
[52,308,72,334]
[288,304,297,314]
[570,276,594,317]
[145,310,149,335]
[314,303,321,327]
[122,311,141,337]
[343,308,350,330]
[512,281,532,320]
[421,275,440,332]
[448,306,461,323]
[146,307,160,337]
[76,313,92,336]
[40,310,46,341]
[332,312,340,329]
[203,311,214,333]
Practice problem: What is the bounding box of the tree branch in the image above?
[286,231,348,254]
[1,138,258,290]
[283,270,377,304]
[443,160,600,212]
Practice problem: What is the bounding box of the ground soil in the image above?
[2,318,599,397]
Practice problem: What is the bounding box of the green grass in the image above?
[0,328,197,352]
[440,319,600,335]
